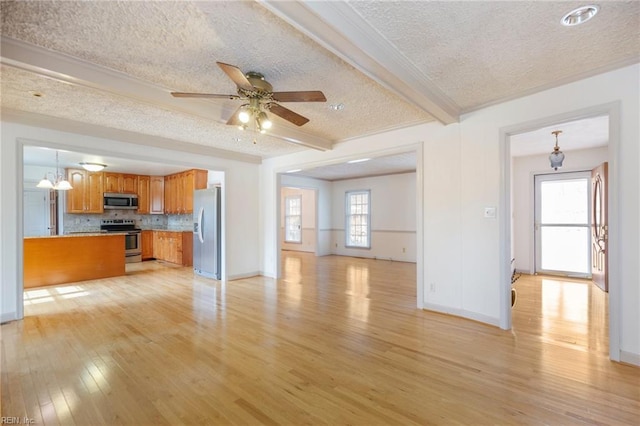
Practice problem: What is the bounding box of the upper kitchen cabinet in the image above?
[66,169,104,213]
[105,172,138,194]
[164,169,207,214]
[137,175,150,214]
[150,176,164,215]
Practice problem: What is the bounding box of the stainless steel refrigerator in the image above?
[193,188,221,279]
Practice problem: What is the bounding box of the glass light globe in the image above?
[238,110,250,124]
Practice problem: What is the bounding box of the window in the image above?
[345,190,370,248]
[284,195,302,243]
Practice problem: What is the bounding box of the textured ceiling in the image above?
[291,151,417,181]
[1,0,639,168]
[350,1,640,111]
[510,115,609,157]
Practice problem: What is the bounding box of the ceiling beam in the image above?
[0,36,333,152]
[260,0,460,125]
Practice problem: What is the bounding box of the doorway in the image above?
[280,186,318,254]
[534,171,591,278]
[502,108,616,359]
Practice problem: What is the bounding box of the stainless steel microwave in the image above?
[103,193,138,210]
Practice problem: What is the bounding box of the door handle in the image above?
[198,207,205,244]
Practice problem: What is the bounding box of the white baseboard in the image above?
[422,302,500,327]
[226,271,262,281]
[619,350,640,367]
[1,311,18,324]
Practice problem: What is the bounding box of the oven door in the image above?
[124,231,142,263]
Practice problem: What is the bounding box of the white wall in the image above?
[24,164,57,183]
[512,146,608,273]
[260,64,640,365]
[1,122,261,322]
[281,187,316,253]
[331,173,416,262]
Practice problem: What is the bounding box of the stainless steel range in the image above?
[100,219,142,263]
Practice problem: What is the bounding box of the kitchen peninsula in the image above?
[24,233,125,288]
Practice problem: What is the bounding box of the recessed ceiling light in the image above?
[329,103,345,111]
[347,158,370,164]
[561,5,599,26]
[286,169,302,173]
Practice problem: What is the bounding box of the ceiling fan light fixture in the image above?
[561,5,599,26]
[257,112,272,130]
[79,162,107,172]
[238,109,251,124]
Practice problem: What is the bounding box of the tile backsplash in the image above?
[63,211,193,233]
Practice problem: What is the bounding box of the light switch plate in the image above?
[484,207,496,218]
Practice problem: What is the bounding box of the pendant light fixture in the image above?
[549,130,565,171]
[37,151,73,190]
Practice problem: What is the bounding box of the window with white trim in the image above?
[284,195,302,243]
[345,190,370,248]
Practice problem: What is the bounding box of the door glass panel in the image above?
[540,179,588,224]
[540,227,589,274]
[535,174,591,276]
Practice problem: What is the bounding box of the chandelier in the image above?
[549,130,565,171]
[37,150,73,190]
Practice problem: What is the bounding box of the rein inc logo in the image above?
[1,418,35,424]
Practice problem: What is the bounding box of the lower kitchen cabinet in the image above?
[152,231,192,266]
[141,230,154,260]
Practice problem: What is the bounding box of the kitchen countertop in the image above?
[24,229,193,239]
[24,233,122,239]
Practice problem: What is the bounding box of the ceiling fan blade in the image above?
[271,91,327,102]
[217,62,254,91]
[226,105,244,126]
[171,92,240,99]
[268,103,310,126]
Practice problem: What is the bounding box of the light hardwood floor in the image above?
[2,252,638,425]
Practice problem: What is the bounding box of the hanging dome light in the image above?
[549,130,565,171]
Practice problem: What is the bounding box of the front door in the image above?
[534,172,591,277]
[591,162,608,292]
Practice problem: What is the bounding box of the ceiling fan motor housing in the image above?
[243,72,273,96]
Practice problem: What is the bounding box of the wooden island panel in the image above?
[24,235,125,288]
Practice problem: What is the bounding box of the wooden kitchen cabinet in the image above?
[141,230,154,260]
[150,176,164,214]
[137,175,150,214]
[105,172,138,193]
[164,174,177,214]
[163,169,207,214]
[152,231,192,266]
[65,169,104,213]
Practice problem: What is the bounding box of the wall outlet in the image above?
[429,282,436,292]
[335,243,338,247]
[402,247,406,253]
